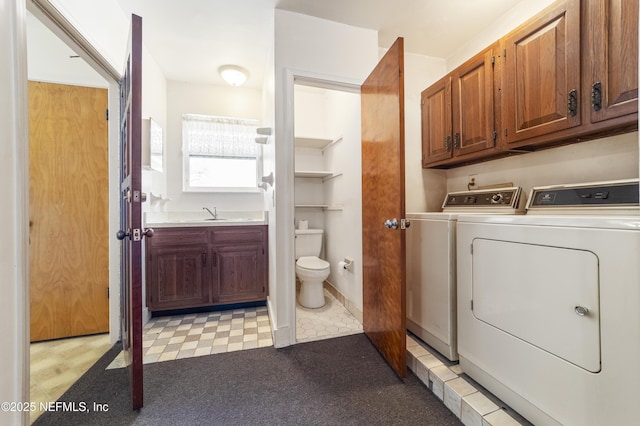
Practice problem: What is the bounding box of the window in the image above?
[182,114,260,191]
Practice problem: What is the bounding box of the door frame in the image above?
[281,68,362,346]
[27,0,123,345]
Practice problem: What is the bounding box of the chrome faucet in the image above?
[203,207,217,219]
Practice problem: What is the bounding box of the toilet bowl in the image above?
[296,256,330,308]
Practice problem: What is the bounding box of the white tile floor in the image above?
[295,288,363,343]
[406,334,529,426]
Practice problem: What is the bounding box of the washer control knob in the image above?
[491,193,504,204]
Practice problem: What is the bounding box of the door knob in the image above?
[384,218,399,229]
[143,228,154,238]
[116,229,130,240]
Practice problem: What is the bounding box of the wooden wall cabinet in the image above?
[586,0,638,124]
[146,225,267,312]
[421,0,638,168]
[422,46,497,167]
[501,0,582,147]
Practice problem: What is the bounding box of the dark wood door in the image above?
[361,37,407,378]
[452,47,496,156]
[214,243,265,304]
[586,0,638,123]
[421,75,452,165]
[29,82,109,342]
[150,245,210,311]
[502,0,581,145]
[117,14,145,410]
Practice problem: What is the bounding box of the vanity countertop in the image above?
[144,211,267,228]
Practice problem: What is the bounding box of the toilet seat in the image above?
[296,256,329,271]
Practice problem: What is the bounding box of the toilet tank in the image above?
[295,229,323,258]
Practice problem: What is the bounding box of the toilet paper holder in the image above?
[340,257,354,271]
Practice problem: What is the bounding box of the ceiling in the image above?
[113,0,527,89]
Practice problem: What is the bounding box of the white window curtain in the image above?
[183,114,259,158]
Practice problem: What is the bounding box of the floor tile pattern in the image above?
[407,334,530,426]
[296,289,363,342]
[108,305,273,369]
[30,333,111,424]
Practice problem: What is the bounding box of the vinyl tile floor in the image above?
[295,288,363,342]
[107,305,273,369]
[30,333,112,424]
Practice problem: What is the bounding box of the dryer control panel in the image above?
[527,179,639,213]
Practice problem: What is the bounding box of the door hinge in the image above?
[503,48,507,58]
[105,108,109,121]
[491,56,495,66]
[504,128,508,137]
[471,300,474,311]
[470,243,473,254]
[493,130,497,141]
[107,287,109,299]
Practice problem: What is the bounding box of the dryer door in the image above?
[471,238,601,372]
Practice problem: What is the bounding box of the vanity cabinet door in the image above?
[148,244,210,311]
[211,242,266,304]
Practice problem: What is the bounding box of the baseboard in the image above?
[323,281,363,324]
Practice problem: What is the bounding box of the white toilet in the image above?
[295,229,330,308]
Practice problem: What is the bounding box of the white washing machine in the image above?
[457,179,640,426]
[406,187,525,361]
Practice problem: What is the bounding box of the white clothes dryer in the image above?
[406,186,525,361]
[456,179,640,426]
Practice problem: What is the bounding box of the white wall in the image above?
[273,9,378,347]
[403,51,448,212]
[323,90,363,309]
[164,81,265,213]
[1,2,29,425]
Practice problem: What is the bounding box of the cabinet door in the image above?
[421,75,452,165]
[502,0,581,145]
[587,0,638,123]
[212,243,266,304]
[149,245,210,311]
[452,48,496,156]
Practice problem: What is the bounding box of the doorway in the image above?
[26,5,120,422]
[292,81,364,343]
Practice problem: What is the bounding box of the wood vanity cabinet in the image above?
[422,45,497,167]
[146,225,267,312]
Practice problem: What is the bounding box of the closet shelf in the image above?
[294,204,343,211]
[294,170,333,179]
[294,171,343,181]
[295,136,333,150]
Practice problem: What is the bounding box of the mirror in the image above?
[143,117,163,172]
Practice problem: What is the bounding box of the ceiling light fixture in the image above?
[219,65,249,86]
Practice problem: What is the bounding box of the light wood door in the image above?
[361,37,407,378]
[502,0,581,145]
[421,75,452,165]
[117,14,145,410]
[29,81,109,342]
[586,0,638,123]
